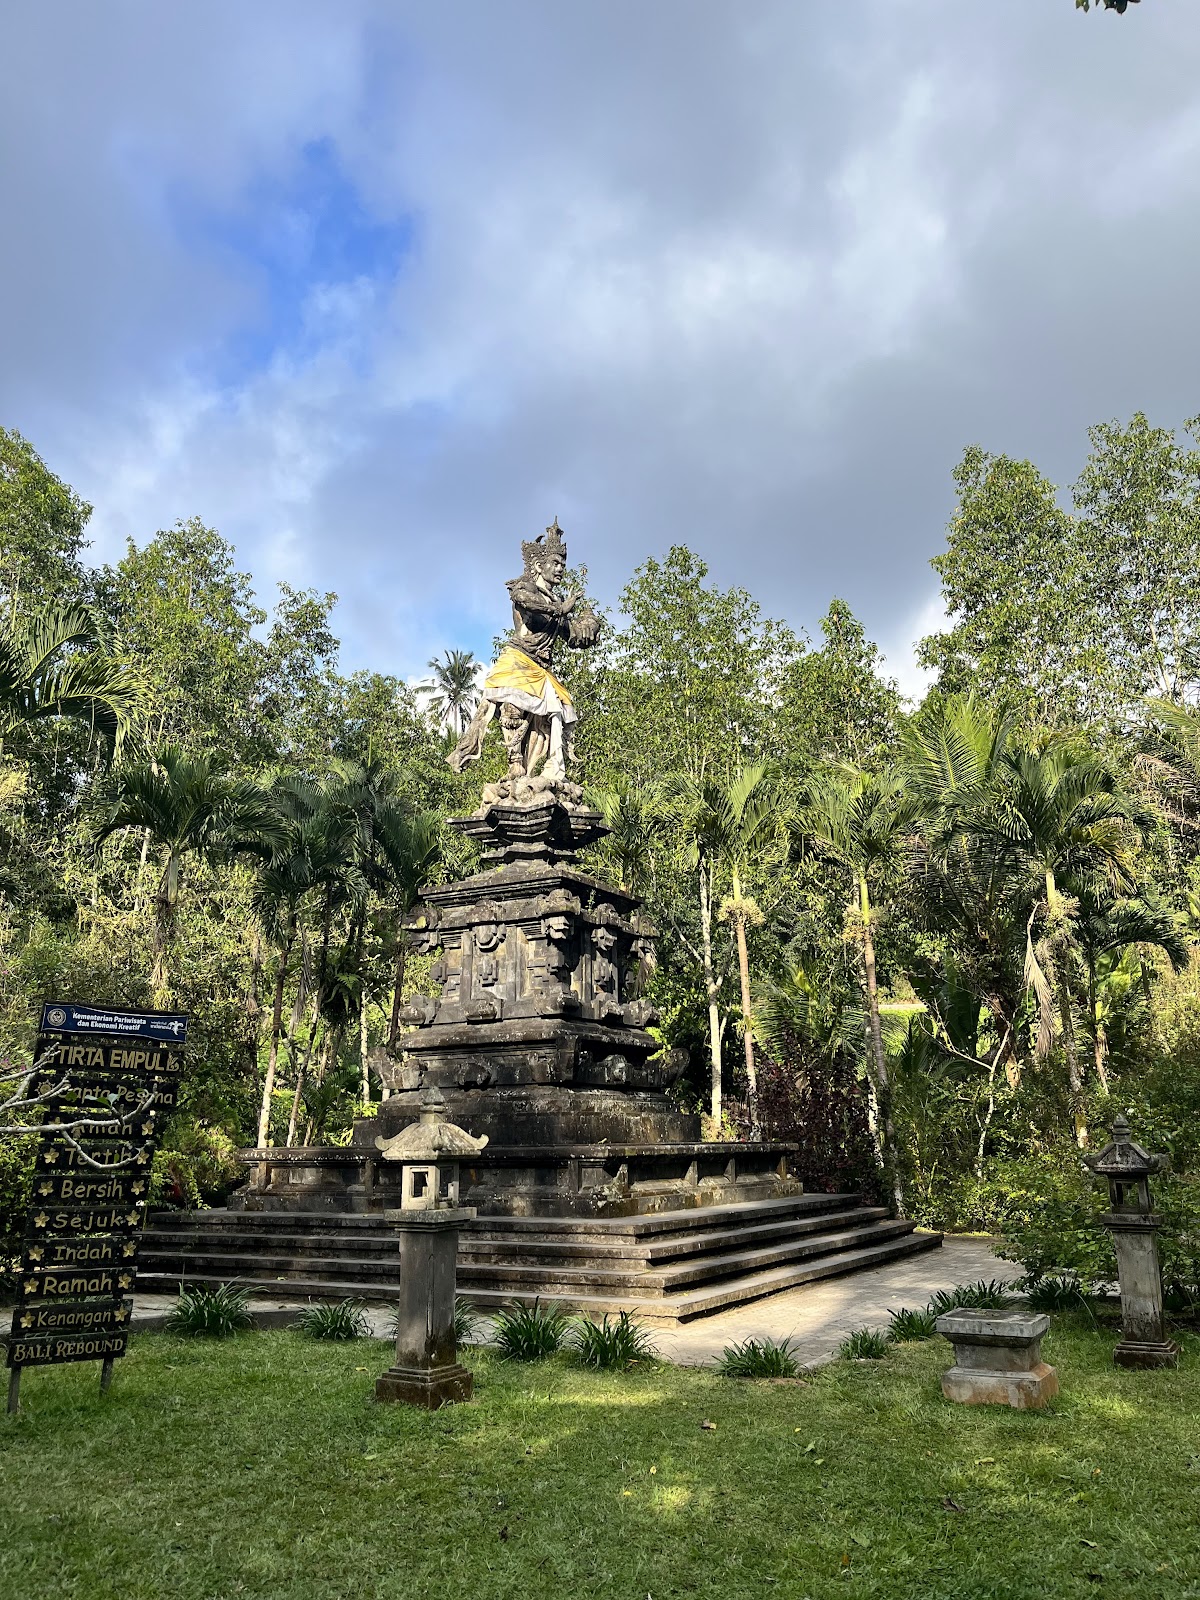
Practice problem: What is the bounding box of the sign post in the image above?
[5,1003,188,1414]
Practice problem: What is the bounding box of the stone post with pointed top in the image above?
[1084,1113,1178,1370]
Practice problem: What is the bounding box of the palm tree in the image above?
[375,806,443,1052]
[93,747,284,1002]
[663,763,784,1137]
[0,600,146,755]
[793,764,918,1209]
[423,649,478,735]
[908,698,1143,1145]
[587,781,660,893]
[1073,894,1187,1091]
[250,774,367,1145]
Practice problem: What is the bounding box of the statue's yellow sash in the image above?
[484,647,573,708]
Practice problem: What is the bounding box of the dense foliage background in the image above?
[2,414,1198,1297]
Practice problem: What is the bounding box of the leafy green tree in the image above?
[918,449,1085,722]
[921,418,1200,728]
[777,599,900,770]
[98,519,266,757]
[93,748,284,1002]
[0,428,91,613]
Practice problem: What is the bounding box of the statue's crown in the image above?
[522,517,567,571]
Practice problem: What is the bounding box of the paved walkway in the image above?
[98,1233,1020,1371]
[651,1235,1021,1368]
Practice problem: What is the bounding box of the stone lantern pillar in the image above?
[373,1087,489,1408]
[1084,1113,1178,1370]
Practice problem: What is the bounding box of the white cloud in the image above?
[3,0,1200,687]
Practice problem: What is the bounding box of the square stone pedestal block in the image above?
[935,1308,1059,1410]
[375,1362,474,1409]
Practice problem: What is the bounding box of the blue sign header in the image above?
[39,1004,189,1043]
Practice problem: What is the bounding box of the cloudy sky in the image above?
[3,1,1199,696]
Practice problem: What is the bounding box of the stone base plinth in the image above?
[375,1362,474,1409]
[1113,1338,1179,1370]
[940,1361,1059,1409]
[936,1308,1058,1410]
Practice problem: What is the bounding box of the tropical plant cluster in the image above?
[3,414,1200,1290]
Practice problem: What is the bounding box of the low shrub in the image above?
[493,1298,570,1361]
[384,1297,483,1345]
[570,1311,657,1370]
[454,1298,484,1344]
[887,1305,938,1342]
[927,1279,1014,1316]
[716,1336,800,1378]
[165,1283,253,1338]
[1021,1273,1091,1314]
[294,1300,369,1341]
[839,1327,889,1360]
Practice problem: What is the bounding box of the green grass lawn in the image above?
[1,1320,1197,1600]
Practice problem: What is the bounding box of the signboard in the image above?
[6,1001,188,1412]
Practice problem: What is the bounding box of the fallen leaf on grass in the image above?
[974,1457,995,1465]
[1080,1540,1098,1549]
[700,1420,717,1431]
[648,1465,657,1474]
[941,1496,965,1513]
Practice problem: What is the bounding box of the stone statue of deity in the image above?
[449,520,600,781]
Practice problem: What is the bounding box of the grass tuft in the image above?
[164,1283,253,1339]
[716,1336,800,1378]
[293,1300,370,1341]
[887,1304,939,1342]
[569,1311,657,1370]
[492,1298,570,1361]
[839,1326,890,1360]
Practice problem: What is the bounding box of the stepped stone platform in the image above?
[140,1193,941,1325]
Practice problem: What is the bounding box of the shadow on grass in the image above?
[0,1318,1195,1600]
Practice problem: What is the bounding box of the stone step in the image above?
[466,1192,861,1239]
[462,1230,944,1323]
[136,1194,942,1325]
[138,1230,941,1325]
[457,1219,917,1298]
[471,1206,891,1267]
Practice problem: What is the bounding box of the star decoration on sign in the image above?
[117,1272,132,1289]
[122,1241,136,1258]
[33,1211,48,1229]
[37,1180,52,1196]
[19,1313,32,1330]
[27,1245,43,1262]
[43,1148,59,1165]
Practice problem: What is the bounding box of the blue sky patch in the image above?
[170,137,414,384]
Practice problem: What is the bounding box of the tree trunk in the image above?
[699,862,722,1131]
[730,866,760,1140]
[1088,953,1111,1094]
[359,979,371,1111]
[1060,980,1087,1148]
[286,988,323,1147]
[859,873,904,1214]
[256,919,294,1148]
[151,889,172,1006]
